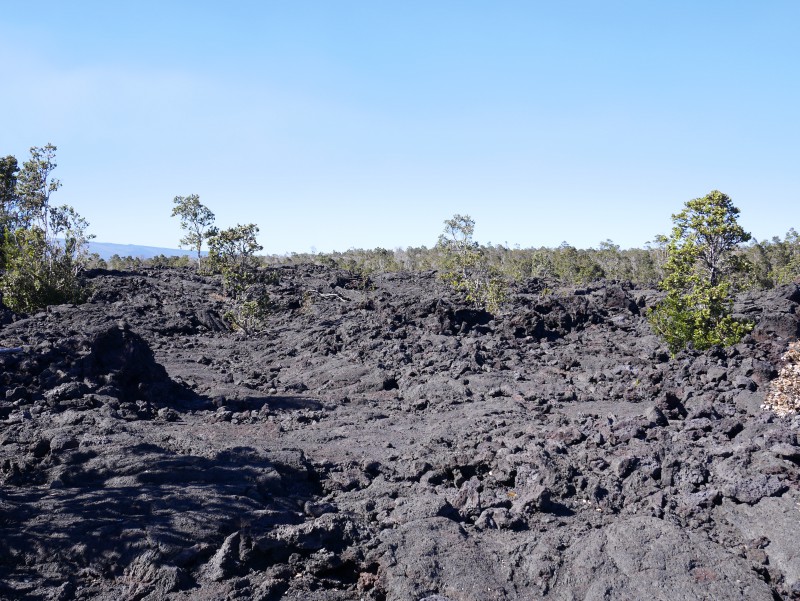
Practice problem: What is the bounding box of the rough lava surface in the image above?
[1,265,799,601]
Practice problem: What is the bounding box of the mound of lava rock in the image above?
[0,266,799,600]
[1,314,191,422]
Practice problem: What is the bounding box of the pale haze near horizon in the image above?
[2,1,798,255]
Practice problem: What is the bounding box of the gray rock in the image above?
[377,518,512,601]
[0,266,796,600]
[549,516,774,600]
[713,493,800,598]
[721,473,787,505]
[203,531,242,582]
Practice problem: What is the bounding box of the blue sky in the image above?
[2,1,798,254]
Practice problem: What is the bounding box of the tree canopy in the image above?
[648,190,753,354]
[0,145,93,312]
[171,194,216,263]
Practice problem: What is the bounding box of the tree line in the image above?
[105,223,798,292]
[256,227,800,291]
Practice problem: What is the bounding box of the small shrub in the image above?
[647,281,753,355]
[223,292,271,334]
[207,223,262,297]
[207,224,269,333]
[437,214,509,313]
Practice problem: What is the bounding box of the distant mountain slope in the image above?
[88,242,198,261]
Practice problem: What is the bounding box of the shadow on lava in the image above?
[214,394,323,413]
[0,443,322,586]
[544,500,576,518]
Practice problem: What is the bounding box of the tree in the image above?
[594,239,632,282]
[208,224,262,277]
[648,190,752,354]
[0,145,93,312]
[770,228,800,285]
[552,242,604,284]
[436,214,507,313]
[171,194,216,264]
[0,155,19,227]
[15,144,60,232]
[207,223,267,332]
[745,229,800,287]
[438,214,481,278]
[670,190,751,286]
[625,247,660,287]
[0,156,20,268]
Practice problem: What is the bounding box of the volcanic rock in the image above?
[0,265,798,599]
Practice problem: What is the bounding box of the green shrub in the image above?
[648,190,752,354]
[436,214,509,313]
[0,145,93,313]
[207,223,270,333]
[648,280,752,354]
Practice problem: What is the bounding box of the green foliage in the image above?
[260,242,672,288]
[0,145,93,313]
[0,156,20,269]
[85,253,107,269]
[648,190,753,354]
[208,223,262,294]
[735,229,800,289]
[473,274,508,314]
[437,215,482,278]
[648,280,752,354]
[171,194,216,264]
[108,254,143,271]
[0,155,19,228]
[223,293,272,334]
[1,228,89,310]
[769,228,800,285]
[255,212,791,294]
[149,254,191,269]
[595,239,633,281]
[356,247,399,274]
[436,214,508,313]
[670,190,752,286]
[14,144,61,231]
[625,247,661,288]
[551,243,605,284]
[207,223,269,332]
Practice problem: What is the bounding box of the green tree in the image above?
[208,224,262,283]
[648,190,752,354]
[15,144,61,232]
[670,190,752,286]
[0,156,20,268]
[552,242,604,284]
[171,194,216,264]
[744,229,800,288]
[594,239,632,282]
[770,228,800,285]
[436,214,508,313]
[0,145,93,312]
[0,156,19,227]
[438,215,481,278]
[625,247,661,287]
[207,223,268,332]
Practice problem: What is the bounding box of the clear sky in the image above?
[2,1,799,254]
